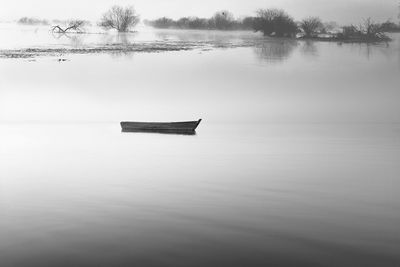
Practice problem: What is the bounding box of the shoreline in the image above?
[0,31,396,59]
[0,41,253,59]
[297,36,391,43]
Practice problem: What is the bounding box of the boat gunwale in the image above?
[120,119,202,132]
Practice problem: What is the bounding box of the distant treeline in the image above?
[16,5,400,42]
[17,17,93,27]
[144,11,254,30]
[18,17,50,25]
[146,9,399,42]
[380,20,400,32]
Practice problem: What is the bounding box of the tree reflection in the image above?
[101,32,137,45]
[51,32,86,47]
[154,29,251,44]
[254,38,298,63]
[300,40,319,57]
[348,41,394,60]
[68,35,85,47]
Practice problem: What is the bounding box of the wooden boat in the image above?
[121,119,202,134]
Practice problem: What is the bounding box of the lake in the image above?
[1,24,400,267]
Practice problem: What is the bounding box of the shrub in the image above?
[337,18,390,41]
[380,20,400,32]
[253,9,298,37]
[241,17,256,30]
[176,17,190,28]
[188,17,210,29]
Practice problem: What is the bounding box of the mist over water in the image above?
[1,24,400,267]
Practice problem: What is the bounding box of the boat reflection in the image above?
[121,129,197,135]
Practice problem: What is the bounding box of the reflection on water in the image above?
[1,24,399,64]
[254,38,298,63]
[1,24,400,266]
[122,129,197,135]
[301,40,319,57]
[1,123,399,267]
[51,33,87,48]
[101,32,137,45]
[154,29,257,44]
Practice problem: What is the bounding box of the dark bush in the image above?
[147,11,252,30]
[176,17,190,28]
[253,9,298,37]
[188,17,210,29]
[241,17,256,30]
[380,20,400,32]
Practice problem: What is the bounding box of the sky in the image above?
[0,0,398,24]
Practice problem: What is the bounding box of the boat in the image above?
[121,119,202,134]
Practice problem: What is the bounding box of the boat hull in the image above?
[121,119,202,134]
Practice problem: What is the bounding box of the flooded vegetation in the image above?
[0,20,395,60]
[146,8,395,43]
[0,23,279,59]
[145,11,254,30]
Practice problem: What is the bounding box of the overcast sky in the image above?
[0,0,398,24]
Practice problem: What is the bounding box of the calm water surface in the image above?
[1,24,400,266]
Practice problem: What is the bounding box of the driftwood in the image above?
[51,20,86,34]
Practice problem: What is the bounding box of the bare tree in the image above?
[339,18,389,41]
[360,18,384,38]
[323,21,339,33]
[52,20,87,33]
[99,6,140,32]
[300,17,324,37]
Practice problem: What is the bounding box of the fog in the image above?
[0,0,398,24]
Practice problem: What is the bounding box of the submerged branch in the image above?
[51,20,87,34]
